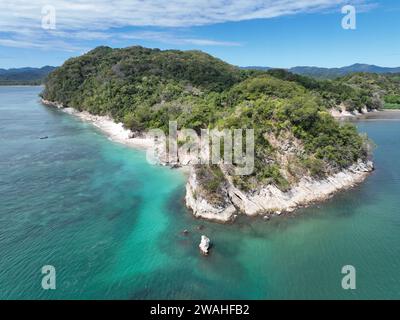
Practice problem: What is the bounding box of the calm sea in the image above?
[0,86,399,299]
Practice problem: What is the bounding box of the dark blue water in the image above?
[1,86,399,299]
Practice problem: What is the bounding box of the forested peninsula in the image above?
[41,46,386,222]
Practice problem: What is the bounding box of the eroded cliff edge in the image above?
[186,160,373,223]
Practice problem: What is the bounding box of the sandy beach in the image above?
[358,109,400,121]
[41,99,155,150]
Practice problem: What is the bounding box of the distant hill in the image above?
[0,66,57,85]
[243,64,400,79]
[242,66,272,71]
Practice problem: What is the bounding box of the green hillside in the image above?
[338,73,400,109]
[42,46,373,192]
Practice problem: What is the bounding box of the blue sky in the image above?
[0,0,399,69]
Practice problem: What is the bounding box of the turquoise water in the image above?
[1,86,400,299]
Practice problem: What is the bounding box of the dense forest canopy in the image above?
[338,73,400,109]
[42,46,387,192]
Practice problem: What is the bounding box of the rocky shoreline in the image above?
[42,99,374,223]
[329,105,379,119]
[186,160,373,222]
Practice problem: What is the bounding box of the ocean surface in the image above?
[1,86,399,299]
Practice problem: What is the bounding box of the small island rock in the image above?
[199,235,211,255]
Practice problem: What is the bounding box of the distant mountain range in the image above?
[0,66,57,85]
[243,64,400,79]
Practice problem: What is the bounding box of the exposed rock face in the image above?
[186,160,374,222]
[186,169,237,223]
[199,235,211,255]
[330,104,378,119]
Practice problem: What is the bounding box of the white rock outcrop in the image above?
[199,235,211,255]
[329,104,378,119]
[185,169,236,223]
[186,160,374,222]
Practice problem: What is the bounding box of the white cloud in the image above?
[121,31,242,47]
[0,0,370,50]
[0,37,82,51]
[1,0,366,30]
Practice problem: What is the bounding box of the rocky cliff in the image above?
[185,160,373,222]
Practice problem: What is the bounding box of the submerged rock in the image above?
[199,235,211,255]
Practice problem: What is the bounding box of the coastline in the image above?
[41,99,155,150]
[357,109,400,121]
[186,160,373,223]
[329,105,379,120]
[42,99,374,223]
[331,108,400,121]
